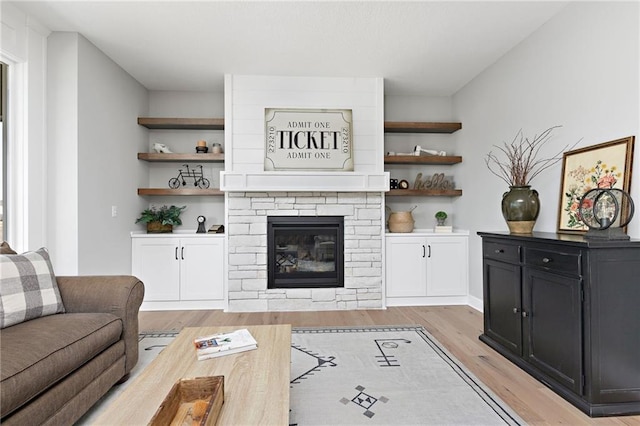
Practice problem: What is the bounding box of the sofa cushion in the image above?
[0,312,124,418]
[0,248,65,328]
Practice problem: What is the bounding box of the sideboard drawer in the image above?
[524,247,581,276]
[483,241,521,263]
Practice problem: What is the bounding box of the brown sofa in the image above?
[0,275,144,425]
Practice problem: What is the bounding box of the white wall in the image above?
[225,75,384,174]
[0,3,49,252]
[148,91,223,118]
[9,2,638,303]
[76,35,149,274]
[47,33,79,273]
[47,32,148,274]
[453,2,640,301]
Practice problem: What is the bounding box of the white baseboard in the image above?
[467,295,483,313]
[386,295,470,307]
[141,300,226,311]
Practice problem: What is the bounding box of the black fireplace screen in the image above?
[267,216,344,289]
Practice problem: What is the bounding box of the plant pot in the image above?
[147,221,173,233]
[501,186,540,234]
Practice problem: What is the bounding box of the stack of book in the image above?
[193,328,258,360]
[434,225,453,233]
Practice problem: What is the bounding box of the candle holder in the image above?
[578,188,634,240]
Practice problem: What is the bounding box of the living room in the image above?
[1,1,639,424]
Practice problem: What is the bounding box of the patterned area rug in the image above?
[79,326,524,425]
[289,326,523,425]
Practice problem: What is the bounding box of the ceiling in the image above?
[10,1,568,96]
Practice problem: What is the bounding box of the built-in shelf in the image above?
[138,153,224,162]
[137,188,224,196]
[138,119,460,133]
[384,155,462,165]
[384,121,463,197]
[137,117,224,130]
[136,118,464,197]
[386,189,463,197]
[137,117,226,197]
[384,121,461,134]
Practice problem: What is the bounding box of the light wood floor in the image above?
[139,306,640,425]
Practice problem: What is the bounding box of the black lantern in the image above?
[577,188,635,240]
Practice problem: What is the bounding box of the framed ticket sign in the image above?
[264,108,353,171]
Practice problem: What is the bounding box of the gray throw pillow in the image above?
[0,247,65,328]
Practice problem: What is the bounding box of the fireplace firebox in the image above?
[267,216,344,289]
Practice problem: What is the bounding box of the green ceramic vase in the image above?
[501,185,540,234]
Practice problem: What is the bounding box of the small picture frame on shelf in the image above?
[208,225,224,234]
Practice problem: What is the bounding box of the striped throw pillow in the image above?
[0,248,65,329]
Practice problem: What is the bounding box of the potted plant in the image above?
[135,205,186,233]
[435,211,447,226]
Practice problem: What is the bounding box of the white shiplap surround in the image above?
[224,75,387,311]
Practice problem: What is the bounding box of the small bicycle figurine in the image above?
[168,164,210,189]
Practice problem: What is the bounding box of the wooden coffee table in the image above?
[94,324,291,425]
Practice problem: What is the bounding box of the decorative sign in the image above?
[265,108,353,171]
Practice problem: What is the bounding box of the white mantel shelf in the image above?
[220,171,390,192]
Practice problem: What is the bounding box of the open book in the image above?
[193,328,258,360]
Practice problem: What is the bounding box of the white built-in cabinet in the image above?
[385,230,469,306]
[131,232,225,310]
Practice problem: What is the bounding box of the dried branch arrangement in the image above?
[485,126,579,186]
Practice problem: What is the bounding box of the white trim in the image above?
[467,295,484,313]
[0,56,27,251]
[386,229,470,236]
[141,300,227,311]
[374,78,385,171]
[224,74,234,170]
[220,171,390,192]
[385,296,470,306]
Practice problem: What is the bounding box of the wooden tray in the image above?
[149,376,224,426]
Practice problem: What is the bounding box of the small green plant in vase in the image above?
[136,205,186,233]
[435,211,448,226]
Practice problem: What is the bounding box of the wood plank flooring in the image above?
[139,306,640,425]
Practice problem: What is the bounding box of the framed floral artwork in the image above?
[557,136,635,234]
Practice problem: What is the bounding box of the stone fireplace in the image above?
[222,74,387,311]
[226,191,384,311]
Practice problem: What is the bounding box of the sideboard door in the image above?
[483,258,522,357]
[524,268,583,395]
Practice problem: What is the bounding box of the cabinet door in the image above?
[132,238,180,301]
[385,236,427,297]
[523,268,583,395]
[589,249,640,404]
[483,259,522,356]
[180,238,224,300]
[426,236,467,296]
